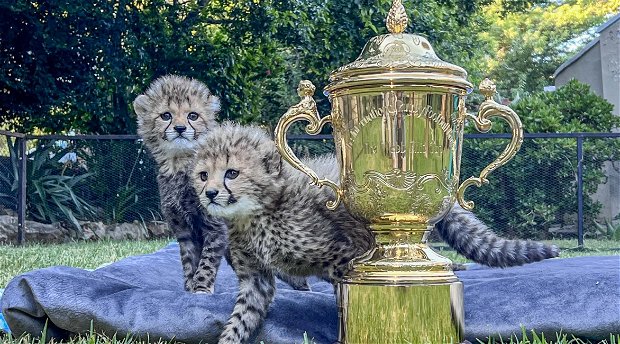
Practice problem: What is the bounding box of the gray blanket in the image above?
[1,243,619,343]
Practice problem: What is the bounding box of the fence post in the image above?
[577,135,584,248]
[17,136,27,245]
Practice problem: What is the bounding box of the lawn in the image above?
[0,238,618,344]
[1,331,615,344]
[2,239,618,287]
[0,239,171,287]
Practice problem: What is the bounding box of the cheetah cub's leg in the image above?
[275,272,310,291]
[192,228,227,293]
[176,234,201,292]
[218,256,275,344]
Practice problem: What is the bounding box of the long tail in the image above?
[435,203,560,268]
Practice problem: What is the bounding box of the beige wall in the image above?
[555,18,620,221]
[600,19,620,116]
[555,42,604,96]
[598,19,620,221]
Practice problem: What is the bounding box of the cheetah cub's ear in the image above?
[132,94,151,118]
[204,93,221,116]
[262,147,282,176]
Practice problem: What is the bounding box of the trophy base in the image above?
[337,277,464,344]
[336,224,464,344]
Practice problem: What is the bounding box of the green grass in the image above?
[0,327,617,344]
[474,328,620,344]
[1,238,619,344]
[3,239,615,288]
[0,239,171,287]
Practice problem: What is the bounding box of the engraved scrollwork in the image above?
[343,168,449,219]
[439,168,456,194]
[336,54,450,74]
[349,169,449,195]
[384,41,410,59]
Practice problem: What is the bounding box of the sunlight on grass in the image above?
[0,321,187,344]
[476,328,620,344]
[1,328,617,344]
[0,239,171,287]
[0,323,318,344]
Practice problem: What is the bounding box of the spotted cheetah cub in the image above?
[133,75,227,293]
[191,123,374,344]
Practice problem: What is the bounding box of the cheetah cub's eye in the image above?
[225,169,239,180]
[160,112,172,121]
[187,112,199,121]
[199,171,209,181]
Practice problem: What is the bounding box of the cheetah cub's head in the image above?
[133,75,221,157]
[191,122,282,220]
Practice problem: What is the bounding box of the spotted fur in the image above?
[437,204,559,267]
[191,123,373,344]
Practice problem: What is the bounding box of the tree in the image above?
[481,0,620,98]
[0,1,143,133]
[0,0,556,134]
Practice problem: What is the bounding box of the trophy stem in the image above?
[337,224,464,344]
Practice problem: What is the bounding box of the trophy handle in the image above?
[456,78,524,211]
[274,80,343,210]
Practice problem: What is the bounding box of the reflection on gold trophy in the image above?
[274,1,523,343]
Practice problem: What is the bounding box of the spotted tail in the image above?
[435,204,560,268]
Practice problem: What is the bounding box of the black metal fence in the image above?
[461,132,620,247]
[1,130,620,248]
[0,131,160,244]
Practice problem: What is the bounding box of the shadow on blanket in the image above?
[1,243,618,343]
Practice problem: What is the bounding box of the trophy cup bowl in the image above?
[275,1,523,343]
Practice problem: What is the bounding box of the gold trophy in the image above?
[274,1,523,343]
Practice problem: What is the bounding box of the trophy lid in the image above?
[325,0,473,94]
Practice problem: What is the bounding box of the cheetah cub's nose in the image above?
[174,125,187,134]
[206,189,219,200]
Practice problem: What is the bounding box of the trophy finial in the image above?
[297,80,316,98]
[479,78,497,100]
[387,0,408,34]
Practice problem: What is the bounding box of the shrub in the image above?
[75,139,161,224]
[0,137,162,229]
[0,137,97,231]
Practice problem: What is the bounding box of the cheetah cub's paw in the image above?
[184,279,194,293]
[189,280,215,294]
[277,273,311,291]
[191,284,215,294]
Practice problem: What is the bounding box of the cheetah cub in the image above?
[191,122,559,344]
[133,75,227,293]
[191,123,374,344]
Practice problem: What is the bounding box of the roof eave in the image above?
[553,38,600,78]
[596,12,620,34]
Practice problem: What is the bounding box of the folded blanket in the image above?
[1,243,618,343]
[0,289,9,334]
